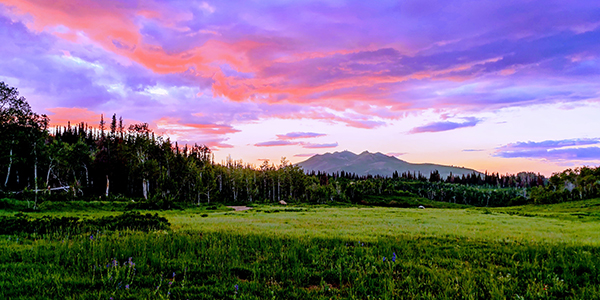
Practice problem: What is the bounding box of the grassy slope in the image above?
[490,198,600,221]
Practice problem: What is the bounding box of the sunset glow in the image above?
[1,0,599,175]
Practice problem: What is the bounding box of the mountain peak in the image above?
[297,150,480,178]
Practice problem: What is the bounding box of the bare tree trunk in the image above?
[46,159,54,188]
[4,147,12,188]
[83,164,89,187]
[34,144,38,209]
[142,178,149,200]
[232,178,237,201]
[105,175,110,197]
[246,178,252,202]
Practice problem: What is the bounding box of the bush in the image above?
[0,212,170,234]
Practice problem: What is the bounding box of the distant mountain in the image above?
[296,151,481,179]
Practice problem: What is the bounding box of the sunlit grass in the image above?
[165,204,600,245]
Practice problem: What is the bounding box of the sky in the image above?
[1,0,599,176]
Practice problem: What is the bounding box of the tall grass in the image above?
[1,230,599,299]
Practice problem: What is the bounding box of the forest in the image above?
[1,81,599,208]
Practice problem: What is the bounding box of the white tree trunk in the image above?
[246,178,252,202]
[34,144,38,208]
[105,175,110,197]
[83,164,89,186]
[4,147,12,188]
[232,178,237,201]
[142,178,149,200]
[46,158,54,188]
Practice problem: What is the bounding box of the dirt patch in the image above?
[227,206,253,212]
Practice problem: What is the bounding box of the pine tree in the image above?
[110,114,117,135]
[99,114,105,136]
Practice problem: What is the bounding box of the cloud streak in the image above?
[276,132,326,140]
[254,140,297,147]
[302,142,338,149]
[410,118,481,134]
[495,138,600,161]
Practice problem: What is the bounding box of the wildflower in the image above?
[383,257,386,262]
[235,284,239,294]
[125,284,129,290]
[90,234,94,240]
[169,281,173,286]
[392,252,396,262]
[173,272,176,278]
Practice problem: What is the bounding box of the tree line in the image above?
[529,166,600,204]
[2,82,596,208]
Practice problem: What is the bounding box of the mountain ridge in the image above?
[296,150,481,178]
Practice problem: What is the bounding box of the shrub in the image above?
[0,212,170,234]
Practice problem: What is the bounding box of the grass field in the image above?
[1,198,600,299]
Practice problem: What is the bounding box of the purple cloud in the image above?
[410,118,481,134]
[302,142,338,149]
[495,147,600,161]
[495,138,600,161]
[498,138,600,151]
[276,132,326,140]
[254,140,298,147]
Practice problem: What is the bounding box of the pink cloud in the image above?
[46,107,99,127]
[294,153,317,157]
[153,117,238,150]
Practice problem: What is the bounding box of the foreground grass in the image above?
[1,230,599,299]
[2,199,600,299]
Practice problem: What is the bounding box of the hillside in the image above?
[297,150,480,178]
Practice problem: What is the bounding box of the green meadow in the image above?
[1,199,600,299]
